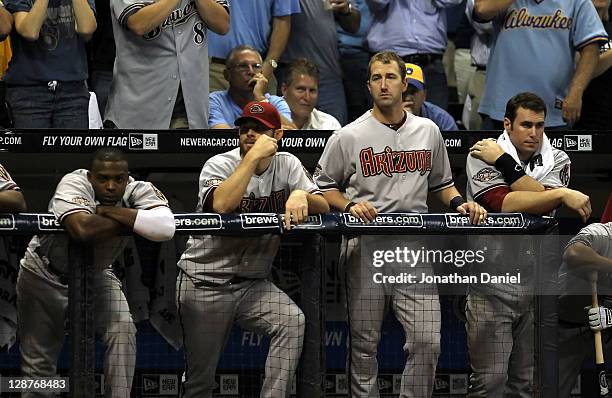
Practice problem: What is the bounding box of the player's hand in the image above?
[249,72,269,100]
[402,99,415,115]
[284,190,309,229]
[562,91,582,126]
[560,188,591,223]
[457,202,487,225]
[586,305,612,332]
[245,134,278,161]
[349,200,378,222]
[469,139,505,165]
[330,0,350,14]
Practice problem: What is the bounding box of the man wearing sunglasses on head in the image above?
[209,45,296,129]
[176,101,329,397]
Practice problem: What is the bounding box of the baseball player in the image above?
[314,51,487,397]
[466,92,591,397]
[176,101,329,398]
[0,164,26,213]
[17,148,175,398]
[557,222,612,397]
[0,164,26,350]
[475,0,607,128]
[105,0,229,129]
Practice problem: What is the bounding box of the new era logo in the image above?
[129,133,158,150]
[142,375,159,394]
[564,135,592,151]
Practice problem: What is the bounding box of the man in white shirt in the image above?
[281,58,342,130]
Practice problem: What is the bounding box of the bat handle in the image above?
[591,270,609,396]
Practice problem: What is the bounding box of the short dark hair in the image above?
[91,147,127,168]
[504,92,547,124]
[225,45,261,68]
[285,58,320,86]
[367,51,406,81]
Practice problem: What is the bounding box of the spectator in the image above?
[462,0,493,130]
[475,0,608,129]
[4,0,96,128]
[209,45,294,129]
[105,0,229,129]
[281,58,341,130]
[279,0,360,126]
[208,0,300,95]
[337,0,371,123]
[365,0,463,110]
[575,0,612,130]
[403,63,459,131]
[88,0,115,119]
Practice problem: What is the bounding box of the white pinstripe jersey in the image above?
[20,169,169,286]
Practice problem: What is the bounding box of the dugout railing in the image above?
[0,212,559,397]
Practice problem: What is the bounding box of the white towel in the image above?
[496,130,554,182]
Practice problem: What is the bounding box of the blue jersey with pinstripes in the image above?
[478,0,608,127]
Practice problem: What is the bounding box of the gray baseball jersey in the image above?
[177,148,320,284]
[314,110,454,213]
[105,0,229,129]
[21,169,169,286]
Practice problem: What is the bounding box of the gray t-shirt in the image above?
[20,169,170,286]
[314,110,454,213]
[178,148,321,283]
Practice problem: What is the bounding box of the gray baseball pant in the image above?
[17,267,136,398]
[177,272,305,398]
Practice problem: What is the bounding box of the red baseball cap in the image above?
[234,101,282,129]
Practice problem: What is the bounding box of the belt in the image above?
[210,57,226,65]
[475,65,487,71]
[401,53,442,66]
[194,275,255,288]
[6,80,86,92]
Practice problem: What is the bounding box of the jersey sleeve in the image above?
[0,164,19,191]
[286,155,321,195]
[208,92,231,127]
[466,153,509,211]
[125,181,170,210]
[51,173,96,222]
[572,0,608,50]
[565,223,611,255]
[273,0,300,16]
[427,127,454,192]
[268,95,293,122]
[112,0,155,29]
[314,132,353,191]
[197,155,233,211]
[544,150,571,188]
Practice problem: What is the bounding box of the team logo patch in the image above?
[150,183,168,203]
[559,163,570,187]
[249,104,265,114]
[70,196,93,206]
[204,178,223,187]
[472,167,501,183]
[0,165,11,182]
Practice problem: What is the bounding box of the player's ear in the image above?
[223,68,230,82]
[281,83,288,96]
[274,129,284,141]
[503,117,512,132]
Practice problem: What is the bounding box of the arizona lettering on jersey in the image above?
[239,190,286,213]
[360,146,432,177]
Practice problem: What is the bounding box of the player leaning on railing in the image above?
[16,148,175,398]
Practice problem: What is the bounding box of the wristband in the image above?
[344,201,357,213]
[449,196,466,211]
[494,153,526,185]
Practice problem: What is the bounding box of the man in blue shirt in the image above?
[403,63,459,131]
[208,0,301,95]
[365,0,463,110]
[4,0,97,128]
[209,45,294,129]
